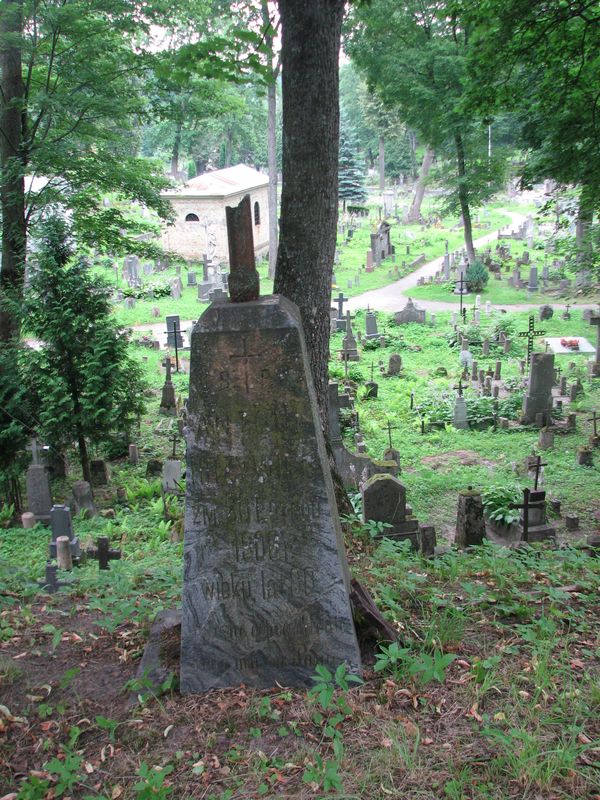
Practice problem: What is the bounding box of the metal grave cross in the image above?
[410,390,415,409]
[86,536,122,570]
[531,455,547,490]
[370,361,376,381]
[229,336,261,395]
[587,411,600,438]
[453,379,464,397]
[170,432,180,458]
[163,323,182,372]
[38,562,71,594]
[509,488,537,543]
[518,315,546,366]
[381,419,399,449]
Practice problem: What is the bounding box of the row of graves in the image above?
[116,251,230,311]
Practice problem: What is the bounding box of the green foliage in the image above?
[339,124,367,204]
[21,219,147,475]
[134,762,174,799]
[466,260,490,292]
[482,485,521,526]
[374,642,457,686]
[0,343,33,491]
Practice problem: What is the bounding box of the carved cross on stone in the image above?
[229,337,261,395]
[225,194,259,302]
[86,536,121,570]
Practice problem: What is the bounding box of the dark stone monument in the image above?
[361,474,418,547]
[70,480,96,518]
[26,464,53,524]
[522,352,554,425]
[180,202,360,693]
[49,504,81,563]
[455,488,486,548]
[90,459,109,487]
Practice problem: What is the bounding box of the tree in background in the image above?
[465,0,600,276]
[21,219,146,484]
[346,0,506,261]
[338,125,367,209]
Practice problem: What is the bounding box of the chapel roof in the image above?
[162,164,268,199]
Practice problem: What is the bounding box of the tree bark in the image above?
[262,1,279,281]
[454,133,475,262]
[171,120,182,178]
[576,183,594,265]
[378,135,385,191]
[0,0,27,343]
[274,0,344,433]
[404,146,434,223]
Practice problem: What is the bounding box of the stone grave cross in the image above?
[519,315,546,366]
[226,193,259,302]
[381,419,399,449]
[335,292,349,319]
[163,355,173,383]
[26,437,42,465]
[39,562,71,594]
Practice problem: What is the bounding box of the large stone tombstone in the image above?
[361,474,418,547]
[522,352,555,424]
[181,295,361,693]
[26,464,53,524]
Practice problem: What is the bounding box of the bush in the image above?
[466,259,489,292]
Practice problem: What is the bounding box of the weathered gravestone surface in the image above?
[361,474,418,547]
[181,295,361,692]
[49,504,81,562]
[455,488,486,548]
[522,352,555,424]
[26,464,53,524]
[70,480,96,518]
[394,297,426,325]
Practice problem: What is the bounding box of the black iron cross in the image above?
[381,419,399,449]
[86,536,122,570]
[229,337,261,395]
[410,390,415,409]
[509,488,537,543]
[587,411,600,438]
[531,455,547,490]
[370,361,376,381]
[518,315,546,366]
[335,292,349,318]
[38,562,70,594]
[554,365,562,384]
[164,325,182,372]
[170,432,179,458]
[461,307,467,323]
[454,379,464,397]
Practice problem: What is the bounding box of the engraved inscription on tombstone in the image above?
[180,296,361,693]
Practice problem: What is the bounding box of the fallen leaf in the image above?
[163,725,173,738]
[467,703,483,723]
[422,737,433,746]
[570,659,585,670]
[518,690,531,699]
[578,732,592,745]
[84,762,94,774]
[381,737,393,748]
[111,786,123,799]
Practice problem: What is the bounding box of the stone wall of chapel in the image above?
[161,185,270,265]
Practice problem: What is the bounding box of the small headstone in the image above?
[539,428,554,450]
[128,444,139,465]
[187,271,197,286]
[522,353,554,424]
[576,447,593,467]
[146,459,163,478]
[455,488,486,548]
[362,474,418,547]
[90,459,109,487]
[49,504,81,563]
[162,458,183,492]
[453,396,468,429]
[565,514,579,531]
[387,353,402,376]
[539,304,553,321]
[21,512,36,529]
[394,297,426,325]
[365,310,379,339]
[70,481,96,518]
[419,525,436,557]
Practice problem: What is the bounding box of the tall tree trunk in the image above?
[404,146,434,223]
[408,130,417,178]
[0,0,26,343]
[262,0,279,281]
[77,431,91,485]
[455,133,475,262]
[378,135,385,191]
[274,0,344,432]
[171,120,182,178]
[576,183,594,265]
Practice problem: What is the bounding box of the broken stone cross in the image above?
[225,193,259,302]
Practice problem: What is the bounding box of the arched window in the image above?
[253,201,260,226]
[185,213,200,222]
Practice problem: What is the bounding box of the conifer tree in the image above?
[338,127,367,209]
